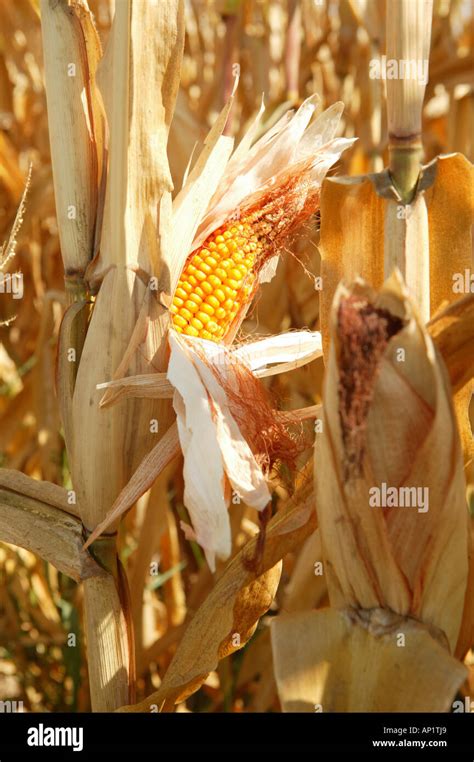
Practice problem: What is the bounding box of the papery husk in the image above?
[271,608,467,712]
[315,272,469,653]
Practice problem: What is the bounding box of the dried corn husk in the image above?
[316,272,468,652]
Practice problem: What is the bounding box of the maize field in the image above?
[0,0,473,744]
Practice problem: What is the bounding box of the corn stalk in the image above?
[39,0,184,711]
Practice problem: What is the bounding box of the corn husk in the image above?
[271,607,467,712]
[316,271,468,652]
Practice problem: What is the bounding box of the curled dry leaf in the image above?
[428,293,474,394]
[0,470,102,581]
[117,484,315,711]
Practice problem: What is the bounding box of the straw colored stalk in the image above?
[272,273,470,712]
[386,0,433,203]
[42,0,184,710]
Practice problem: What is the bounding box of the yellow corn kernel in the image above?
[196,311,211,324]
[200,303,215,316]
[201,281,213,295]
[184,300,199,314]
[206,295,220,310]
[224,278,242,290]
[191,317,204,331]
[171,219,260,341]
[174,315,187,329]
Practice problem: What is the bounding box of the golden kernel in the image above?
[173,315,187,328]
[201,281,213,294]
[200,303,215,316]
[184,325,199,337]
[196,311,211,324]
[175,287,188,300]
[208,275,222,288]
[225,278,242,290]
[214,288,226,303]
[206,295,220,309]
[180,308,193,321]
[190,317,204,331]
[184,300,199,313]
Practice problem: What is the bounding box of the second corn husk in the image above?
[317,271,468,651]
[271,272,469,712]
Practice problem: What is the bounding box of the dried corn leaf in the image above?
[118,488,316,711]
[0,471,101,581]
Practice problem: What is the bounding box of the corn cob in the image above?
[171,219,263,341]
